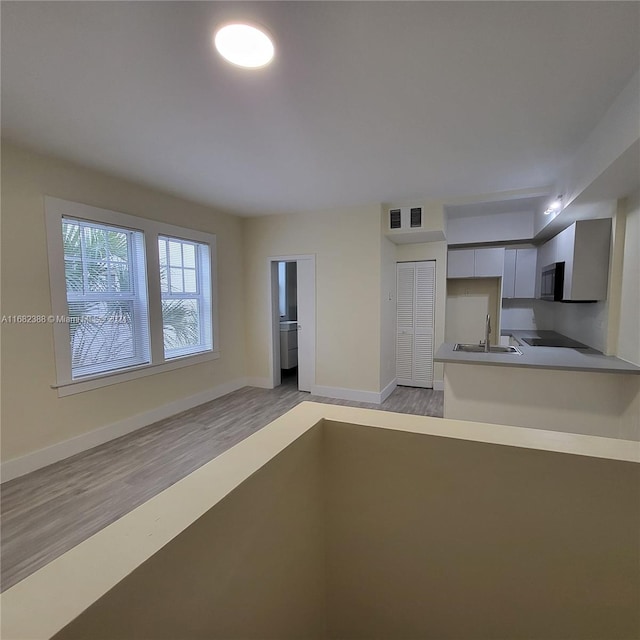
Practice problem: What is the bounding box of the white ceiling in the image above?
[2,1,639,216]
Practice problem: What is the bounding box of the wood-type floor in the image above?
[1,375,443,592]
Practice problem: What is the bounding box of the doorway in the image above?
[269,255,316,392]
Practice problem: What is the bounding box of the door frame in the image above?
[268,254,316,390]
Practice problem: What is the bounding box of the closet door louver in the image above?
[396,263,415,383]
[396,261,435,388]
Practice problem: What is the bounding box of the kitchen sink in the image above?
[454,343,522,354]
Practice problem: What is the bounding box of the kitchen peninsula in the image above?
[435,331,640,441]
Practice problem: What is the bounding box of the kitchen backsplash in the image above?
[501,299,553,332]
[552,300,608,352]
[501,298,608,352]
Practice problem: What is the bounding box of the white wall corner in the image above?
[380,378,397,403]
[0,377,248,484]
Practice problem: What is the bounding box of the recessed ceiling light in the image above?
[544,195,563,215]
[214,23,274,69]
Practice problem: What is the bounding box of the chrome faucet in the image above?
[484,314,491,352]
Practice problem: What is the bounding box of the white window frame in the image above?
[63,217,151,378]
[158,235,213,360]
[45,197,219,397]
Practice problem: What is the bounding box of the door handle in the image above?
[297,325,302,330]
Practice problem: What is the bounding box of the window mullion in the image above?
[145,232,166,365]
[196,248,205,345]
[166,241,172,296]
[127,232,142,364]
[180,242,186,293]
[199,291,205,347]
[80,225,89,299]
[105,234,112,294]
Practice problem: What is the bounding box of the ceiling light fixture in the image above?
[544,195,563,216]
[214,23,274,69]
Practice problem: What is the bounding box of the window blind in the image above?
[158,235,213,359]
[62,217,150,378]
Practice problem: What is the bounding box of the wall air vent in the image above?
[410,207,422,228]
[390,209,401,229]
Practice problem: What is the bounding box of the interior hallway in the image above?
[1,375,443,592]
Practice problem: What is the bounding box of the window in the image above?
[159,236,212,358]
[63,218,150,378]
[45,197,218,396]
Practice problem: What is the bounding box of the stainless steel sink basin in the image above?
[454,343,522,354]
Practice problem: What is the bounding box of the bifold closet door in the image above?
[396,261,435,388]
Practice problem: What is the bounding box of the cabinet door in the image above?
[535,236,557,298]
[514,248,537,298]
[502,250,516,298]
[447,249,475,278]
[474,248,504,277]
[538,235,558,269]
[555,224,575,266]
[555,224,576,300]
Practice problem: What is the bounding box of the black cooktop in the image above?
[522,337,590,349]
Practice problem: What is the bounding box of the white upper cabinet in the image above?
[447,249,475,278]
[503,248,536,298]
[503,250,517,297]
[514,248,537,298]
[563,219,611,301]
[474,248,505,277]
[536,219,611,301]
[536,235,557,270]
[447,248,504,278]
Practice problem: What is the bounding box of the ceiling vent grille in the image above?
[410,207,422,228]
[390,209,401,229]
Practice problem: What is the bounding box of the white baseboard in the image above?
[245,377,274,389]
[311,384,385,405]
[433,380,445,391]
[0,377,248,484]
[380,378,397,403]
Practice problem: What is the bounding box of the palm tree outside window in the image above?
[158,236,212,358]
[61,218,214,381]
[63,218,150,378]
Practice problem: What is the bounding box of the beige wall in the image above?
[445,278,501,345]
[243,204,383,393]
[395,240,447,384]
[618,188,640,366]
[22,409,637,640]
[53,425,326,640]
[379,211,397,389]
[444,364,640,441]
[325,421,639,639]
[0,143,246,462]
